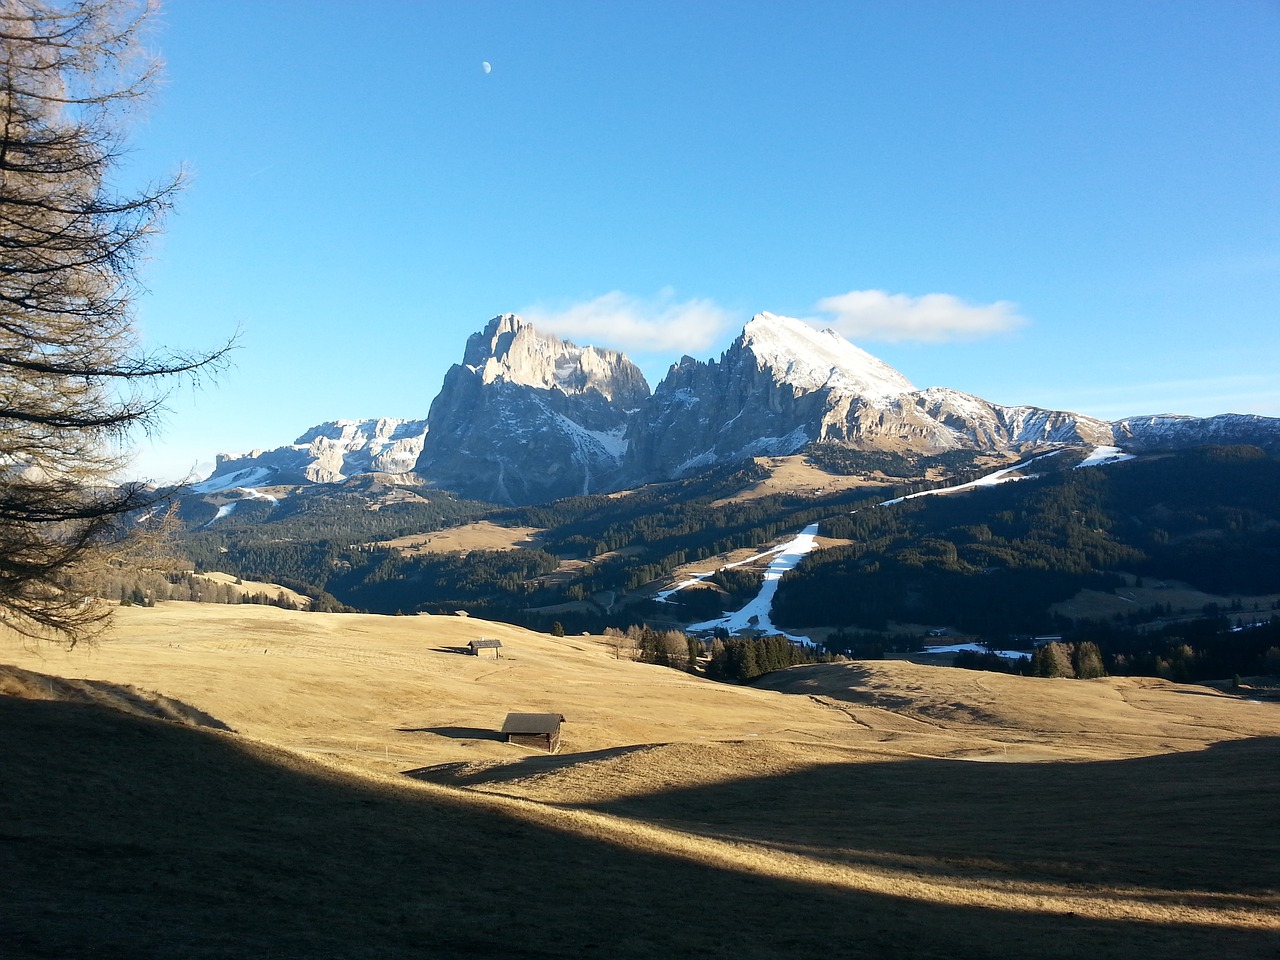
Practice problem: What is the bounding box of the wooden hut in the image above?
[501,713,564,753]
[467,638,502,658]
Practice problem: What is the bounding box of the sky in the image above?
[121,1,1280,482]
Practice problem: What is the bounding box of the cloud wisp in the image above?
[520,290,735,355]
[815,290,1027,343]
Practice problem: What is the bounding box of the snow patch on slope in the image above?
[685,523,823,643]
[878,450,1064,506]
[922,642,1031,660]
[664,448,1133,640]
[202,487,278,528]
[192,467,277,493]
[1075,446,1134,468]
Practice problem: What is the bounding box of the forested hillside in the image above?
[775,446,1280,637]
[166,446,1280,651]
[173,460,891,627]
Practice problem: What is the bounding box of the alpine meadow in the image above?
[3,2,1279,959]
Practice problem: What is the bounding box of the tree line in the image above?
[941,617,1280,685]
[599,623,834,685]
[96,569,315,612]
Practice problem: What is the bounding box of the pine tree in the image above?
[1074,641,1105,679]
[0,1,232,641]
[1033,641,1076,678]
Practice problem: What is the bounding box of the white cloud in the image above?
[814,289,1027,343]
[520,289,735,354]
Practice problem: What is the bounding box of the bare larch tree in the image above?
[1,0,231,641]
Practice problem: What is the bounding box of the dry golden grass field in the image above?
[3,602,1279,959]
[373,520,545,555]
[710,454,892,502]
[709,452,1020,504]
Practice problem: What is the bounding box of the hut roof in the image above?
[468,638,502,649]
[501,713,564,735]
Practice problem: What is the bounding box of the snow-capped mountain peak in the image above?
[739,312,916,399]
[196,417,429,489]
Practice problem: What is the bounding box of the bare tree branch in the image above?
[0,0,233,643]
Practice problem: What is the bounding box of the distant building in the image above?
[468,638,502,658]
[501,713,564,753]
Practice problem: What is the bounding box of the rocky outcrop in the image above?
[896,388,1114,449]
[414,315,651,504]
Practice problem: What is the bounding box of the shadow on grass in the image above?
[577,736,1280,899]
[396,725,505,740]
[405,744,655,786]
[0,664,232,731]
[2,695,1277,960]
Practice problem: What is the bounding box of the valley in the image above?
[170,443,1280,682]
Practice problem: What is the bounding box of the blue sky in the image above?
[125,1,1279,481]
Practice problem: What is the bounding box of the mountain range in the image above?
[198,312,1280,505]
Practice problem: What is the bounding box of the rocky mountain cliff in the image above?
[624,313,913,478]
[414,314,651,504]
[193,312,1280,504]
[625,313,1116,481]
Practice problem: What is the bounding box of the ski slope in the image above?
[668,446,1131,640]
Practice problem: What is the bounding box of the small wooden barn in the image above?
[501,713,564,753]
[467,638,502,658]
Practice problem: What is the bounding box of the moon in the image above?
[482,61,492,74]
